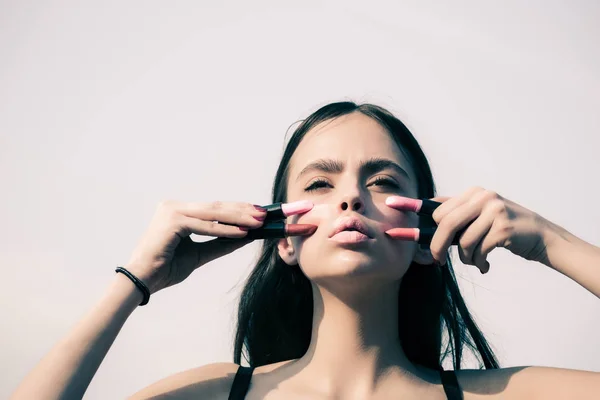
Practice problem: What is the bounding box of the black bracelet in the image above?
[115,266,150,306]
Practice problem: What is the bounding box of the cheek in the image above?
[287,202,330,225]
[287,203,331,254]
[288,202,419,236]
[376,206,419,232]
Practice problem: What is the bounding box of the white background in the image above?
[1,1,599,398]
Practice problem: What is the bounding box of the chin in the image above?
[297,241,412,280]
[301,251,396,280]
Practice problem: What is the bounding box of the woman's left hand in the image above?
[388,187,552,274]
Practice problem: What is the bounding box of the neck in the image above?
[294,279,424,397]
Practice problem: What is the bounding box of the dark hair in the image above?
[233,101,499,371]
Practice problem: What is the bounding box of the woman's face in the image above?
[282,112,423,284]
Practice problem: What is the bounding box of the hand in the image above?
[125,200,267,294]
[387,187,551,274]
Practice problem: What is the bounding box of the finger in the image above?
[180,215,253,238]
[455,208,494,269]
[429,189,489,262]
[471,237,491,274]
[195,237,254,266]
[431,186,485,223]
[472,217,509,274]
[177,201,267,228]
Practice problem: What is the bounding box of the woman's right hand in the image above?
[124,200,266,294]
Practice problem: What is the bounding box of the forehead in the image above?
[288,112,415,180]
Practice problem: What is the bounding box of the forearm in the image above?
[11,273,143,400]
[542,221,600,299]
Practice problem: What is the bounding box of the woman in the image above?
[11,102,600,399]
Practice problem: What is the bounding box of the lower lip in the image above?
[329,231,371,243]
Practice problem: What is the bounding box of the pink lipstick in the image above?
[385,196,441,215]
[386,227,460,245]
[262,200,314,222]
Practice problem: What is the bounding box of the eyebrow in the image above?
[295,157,410,182]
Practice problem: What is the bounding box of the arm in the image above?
[398,188,600,297]
[10,273,142,400]
[542,219,600,298]
[128,362,239,399]
[10,200,269,399]
[458,366,600,399]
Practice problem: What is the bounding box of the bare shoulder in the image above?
[456,365,600,400]
[128,362,241,400]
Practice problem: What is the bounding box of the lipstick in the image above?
[385,227,460,246]
[245,222,317,240]
[261,200,314,222]
[385,196,441,216]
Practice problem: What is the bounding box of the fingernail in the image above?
[253,215,265,221]
[254,205,267,211]
[239,226,248,231]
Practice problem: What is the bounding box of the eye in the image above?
[304,178,331,192]
[369,176,399,189]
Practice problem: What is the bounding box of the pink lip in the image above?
[330,230,371,244]
[329,216,373,240]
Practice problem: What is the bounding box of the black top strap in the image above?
[441,369,463,400]
[228,365,254,400]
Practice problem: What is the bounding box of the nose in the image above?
[339,195,364,213]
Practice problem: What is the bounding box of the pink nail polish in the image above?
[253,215,265,221]
[239,226,248,231]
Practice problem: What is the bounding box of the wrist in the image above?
[539,218,588,269]
[123,260,165,295]
[109,272,145,312]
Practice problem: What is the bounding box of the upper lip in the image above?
[329,216,373,238]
